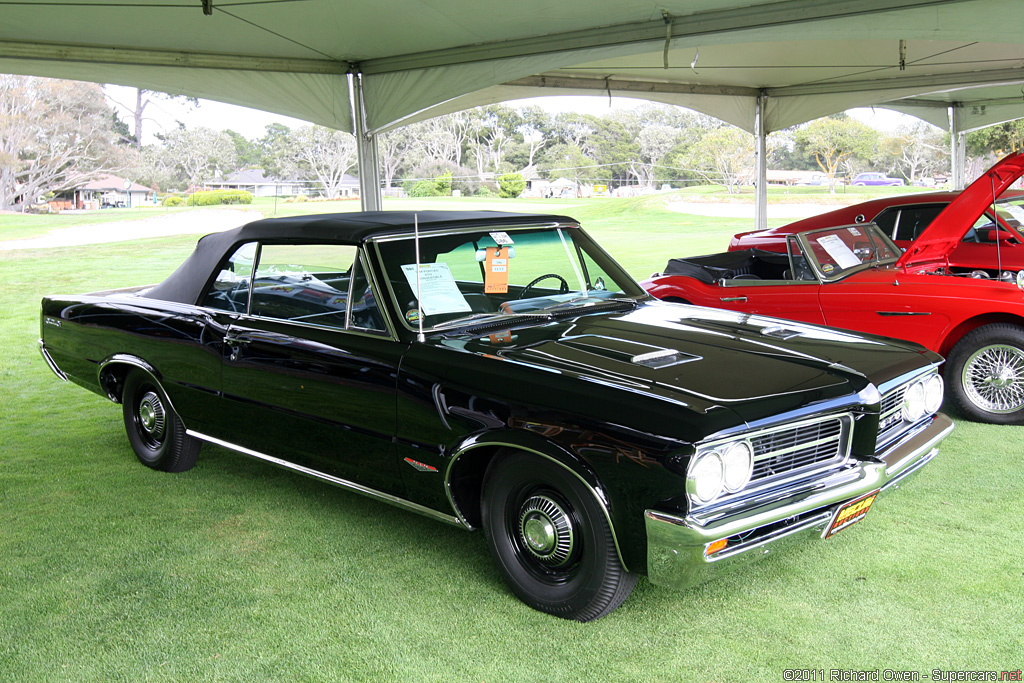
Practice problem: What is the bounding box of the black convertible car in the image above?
[40,211,952,620]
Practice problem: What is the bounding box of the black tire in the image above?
[663,296,693,305]
[946,324,1024,425]
[122,371,201,472]
[481,452,637,621]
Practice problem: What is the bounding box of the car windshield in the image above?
[979,195,1024,240]
[373,224,645,331]
[796,224,901,281]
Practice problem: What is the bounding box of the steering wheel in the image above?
[518,273,569,299]
[853,241,876,261]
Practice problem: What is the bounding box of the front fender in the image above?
[444,428,633,572]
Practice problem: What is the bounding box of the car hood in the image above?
[435,301,935,434]
[898,151,1024,269]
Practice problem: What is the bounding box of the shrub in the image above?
[435,170,453,196]
[408,180,440,198]
[498,173,526,199]
[186,190,254,206]
[162,196,185,207]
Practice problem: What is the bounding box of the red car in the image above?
[642,152,1024,425]
[731,187,1024,277]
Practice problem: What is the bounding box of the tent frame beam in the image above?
[359,0,970,74]
[754,91,768,232]
[352,75,383,211]
[0,39,348,74]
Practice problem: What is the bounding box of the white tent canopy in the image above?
[4,0,1024,216]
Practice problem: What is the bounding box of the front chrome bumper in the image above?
[645,412,954,591]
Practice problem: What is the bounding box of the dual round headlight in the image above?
[688,440,754,504]
[902,373,944,422]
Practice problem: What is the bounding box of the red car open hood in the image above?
[897,151,1024,270]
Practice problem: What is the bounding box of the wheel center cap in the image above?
[140,403,156,430]
[523,514,556,553]
[985,368,1015,388]
[518,495,575,567]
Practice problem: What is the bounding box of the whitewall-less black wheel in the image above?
[122,371,201,472]
[481,451,636,621]
[946,324,1024,425]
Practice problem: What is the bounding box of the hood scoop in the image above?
[558,335,700,369]
[760,324,805,340]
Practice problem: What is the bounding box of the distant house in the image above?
[205,169,306,198]
[50,174,154,210]
[205,169,360,198]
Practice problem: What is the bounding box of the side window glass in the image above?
[873,209,899,239]
[250,244,357,328]
[202,242,257,312]
[347,253,387,333]
[899,205,945,240]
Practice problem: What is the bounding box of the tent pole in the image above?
[950,104,966,191]
[754,90,768,231]
[352,74,383,211]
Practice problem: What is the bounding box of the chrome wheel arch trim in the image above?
[188,431,467,528]
[97,354,171,403]
[444,441,630,572]
[98,355,193,435]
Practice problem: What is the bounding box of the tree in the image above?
[224,129,262,168]
[966,119,1024,159]
[380,126,417,190]
[104,87,199,148]
[793,116,878,192]
[882,122,947,183]
[637,124,681,187]
[255,123,293,177]
[158,127,237,187]
[497,172,525,198]
[1,75,126,210]
[288,125,357,198]
[685,125,754,193]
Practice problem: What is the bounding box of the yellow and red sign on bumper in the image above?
[823,490,879,540]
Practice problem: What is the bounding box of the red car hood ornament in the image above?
[897,151,1024,270]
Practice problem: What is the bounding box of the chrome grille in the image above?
[749,415,850,482]
[877,381,920,449]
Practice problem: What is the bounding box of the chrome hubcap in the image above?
[138,391,166,439]
[963,344,1024,413]
[518,495,574,566]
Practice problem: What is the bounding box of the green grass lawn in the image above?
[2,202,1022,682]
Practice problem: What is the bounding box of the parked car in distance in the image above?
[40,211,951,621]
[643,154,1024,425]
[795,173,830,187]
[851,172,903,186]
[731,154,1024,278]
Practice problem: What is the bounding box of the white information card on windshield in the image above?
[815,234,862,269]
[401,263,472,315]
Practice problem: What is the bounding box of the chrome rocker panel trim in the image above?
[644,412,954,591]
[187,430,468,529]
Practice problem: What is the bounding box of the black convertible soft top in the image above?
[663,249,792,284]
[144,211,577,305]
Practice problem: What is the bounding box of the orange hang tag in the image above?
[484,246,510,293]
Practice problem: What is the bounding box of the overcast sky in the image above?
[103,84,922,146]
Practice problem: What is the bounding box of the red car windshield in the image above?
[797,224,901,281]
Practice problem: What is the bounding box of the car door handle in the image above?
[720,296,748,303]
[224,332,251,360]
